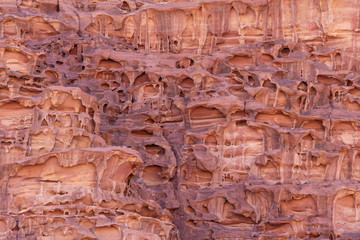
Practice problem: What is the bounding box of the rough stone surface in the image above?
[1,0,360,239]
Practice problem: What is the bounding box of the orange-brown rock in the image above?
[2,0,360,239]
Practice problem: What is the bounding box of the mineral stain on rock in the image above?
[1,0,360,239]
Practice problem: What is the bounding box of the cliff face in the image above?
[1,0,360,239]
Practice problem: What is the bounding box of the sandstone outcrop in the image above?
[1,0,360,239]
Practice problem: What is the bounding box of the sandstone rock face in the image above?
[1,0,360,239]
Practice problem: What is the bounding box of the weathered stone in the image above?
[1,0,360,239]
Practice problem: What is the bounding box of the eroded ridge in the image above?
[2,0,360,239]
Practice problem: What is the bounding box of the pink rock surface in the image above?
[2,0,360,239]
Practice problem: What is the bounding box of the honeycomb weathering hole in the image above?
[145,144,165,155]
[142,165,166,185]
[190,106,225,120]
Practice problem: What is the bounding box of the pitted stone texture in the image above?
[2,0,360,239]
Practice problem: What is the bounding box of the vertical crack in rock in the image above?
[2,0,360,239]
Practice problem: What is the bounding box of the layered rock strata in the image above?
[0,86,178,239]
[1,0,360,239]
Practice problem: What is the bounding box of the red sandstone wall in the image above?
[1,0,360,239]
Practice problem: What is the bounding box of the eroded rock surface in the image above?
[1,0,360,239]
